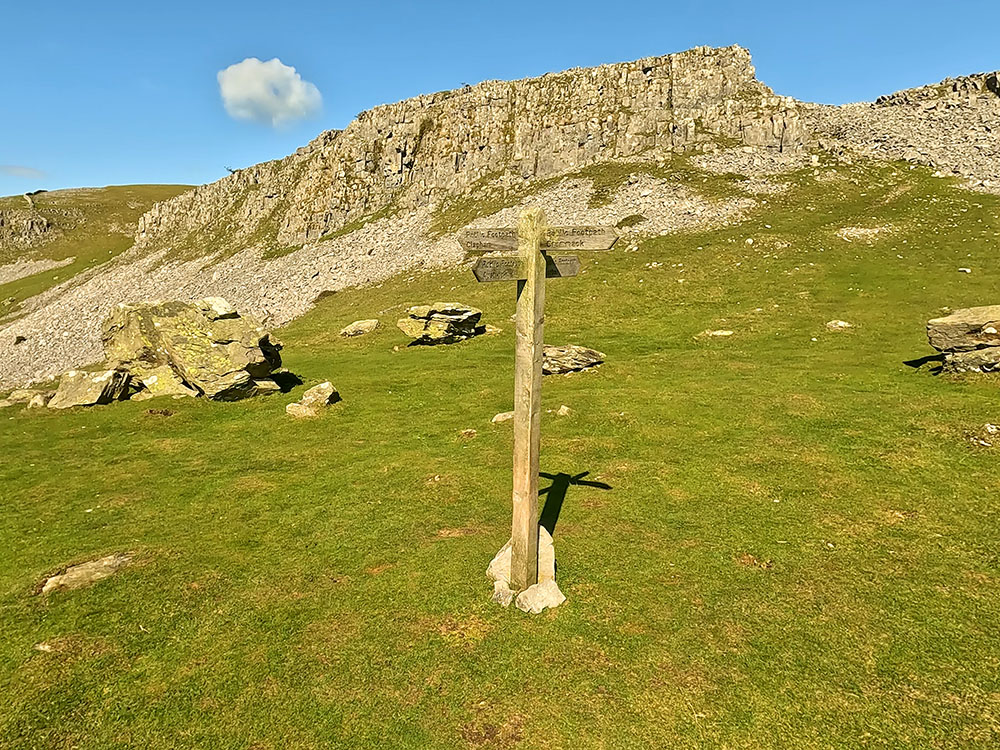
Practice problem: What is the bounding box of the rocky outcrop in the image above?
[927,306,1000,373]
[805,71,1000,192]
[102,297,283,400]
[135,45,804,255]
[397,303,484,345]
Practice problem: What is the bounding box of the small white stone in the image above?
[515,580,566,614]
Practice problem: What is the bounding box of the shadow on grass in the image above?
[539,471,612,535]
[272,371,304,393]
[903,353,945,370]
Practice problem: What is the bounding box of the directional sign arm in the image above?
[460,225,617,254]
[471,254,579,283]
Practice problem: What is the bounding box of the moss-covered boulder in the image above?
[102,297,282,400]
[396,303,484,345]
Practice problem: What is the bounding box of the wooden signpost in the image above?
[460,210,617,592]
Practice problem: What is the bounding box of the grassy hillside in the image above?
[2,160,999,748]
[0,185,190,318]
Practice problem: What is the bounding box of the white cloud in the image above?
[217,57,322,127]
[0,165,46,179]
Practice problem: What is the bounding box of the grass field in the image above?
[2,160,999,748]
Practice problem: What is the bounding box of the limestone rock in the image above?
[26,391,53,409]
[48,369,131,409]
[542,345,605,374]
[340,319,380,337]
[943,348,1000,373]
[5,388,54,406]
[487,526,562,612]
[826,319,853,331]
[41,552,132,594]
[491,410,514,424]
[927,306,1000,352]
[249,378,282,396]
[515,580,567,614]
[101,298,283,400]
[133,365,198,400]
[134,46,806,258]
[397,303,484,345]
[286,381,340,418]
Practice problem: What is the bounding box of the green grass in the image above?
[2,159,1000,748]
[0,185,189,318]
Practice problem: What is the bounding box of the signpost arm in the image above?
[510,208,546,592]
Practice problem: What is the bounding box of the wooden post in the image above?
[510,208,546,592]
[461,216,616,601]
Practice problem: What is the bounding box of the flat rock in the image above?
[491,410,514,424]
[826,319,853,331]
[286,381,340,417]
[397,302,484,345]
[41,552,132,594]
[48,369,131,409]
[542,345,605,374]
[340,319,380,337]
[927,306,1000,352]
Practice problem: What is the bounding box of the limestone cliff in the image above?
[135,45,804,255]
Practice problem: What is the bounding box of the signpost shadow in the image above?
[538,471,612,536]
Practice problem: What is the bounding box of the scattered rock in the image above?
[103,298,283,401]
[26,391,53,408]
[48,369,131,410]
[340,319,380,337]
[250,378,282,396]
[700,329,735,338]
[397,303,485,345]
[487,526,563,613]
[943,348,1000,373]
[515,579,567,614]
[959,267,972,274]
[826,319,853,331]
[491,410,514,424]
[459,428,478,439]
[40,552,132,594]
[542,344,605,374]
[5,388,54,406]
[484,324,503,336]
[556,404,572,417]
[285,381,340,418]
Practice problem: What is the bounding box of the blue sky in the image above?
[1,0,996,196]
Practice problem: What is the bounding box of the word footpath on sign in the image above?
[460,212,617,592]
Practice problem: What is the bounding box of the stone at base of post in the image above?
[486,526,566,613]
